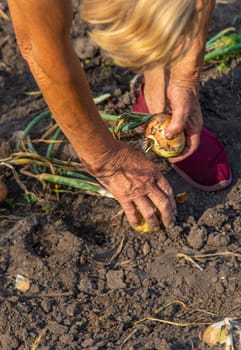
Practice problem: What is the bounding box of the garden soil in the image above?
[1,1,241,349]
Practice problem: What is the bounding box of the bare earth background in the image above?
[1,1,241,349]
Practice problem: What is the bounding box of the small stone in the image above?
[106,270,126,289]
[207,232,230,248]
[59,334,74,344]
[126,246,136,259]
[215,281,224,294]
[142,278,151,288]
[81,338,94,347]
[94,340,106,348]
[63,319,71,326]
[187,225,207,249]
[41,300,52,313]
[66,303,76,317]
[142,242,151,256]
[229,280,236,292]
[48,322,68,335]
[198,206,226,228]
[211,277,218,284]
[0,335,19,349]
[78,277,93,293]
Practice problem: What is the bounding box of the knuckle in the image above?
[122,204,135,216]
[121,203,138,225]
[156,196,170,211]
[125,212,138,227]
[164,187,174,199]
[144,208,155,220]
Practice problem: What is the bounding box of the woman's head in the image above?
[80,0,208,72]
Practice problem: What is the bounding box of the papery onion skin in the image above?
[133,221,153,234]
[132,210,159,234]
[145,113,185,158]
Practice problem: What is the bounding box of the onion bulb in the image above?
[133,210,159,234]
[134,220,153,234]
[144,113,185,158]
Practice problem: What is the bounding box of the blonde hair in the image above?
[80,0,207,72]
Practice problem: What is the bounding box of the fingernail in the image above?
[165,132,173,140]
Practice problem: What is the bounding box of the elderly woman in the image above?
[5,0,231,231]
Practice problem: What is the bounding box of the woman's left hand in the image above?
[144,65,203,162]
[165,73,203,163]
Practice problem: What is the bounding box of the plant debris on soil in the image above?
[1,1,241,349]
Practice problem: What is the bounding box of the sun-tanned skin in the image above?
[5,0,215,231]
[144,0,216,162]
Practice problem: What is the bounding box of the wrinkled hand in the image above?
[165,74,203,163]
[144,64,203,163]
[91,142,176,231]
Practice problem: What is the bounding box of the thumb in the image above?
[165,108,187,139]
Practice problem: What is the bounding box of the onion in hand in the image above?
[144,113,185,158]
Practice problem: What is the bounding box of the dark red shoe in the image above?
[133,84,232,191]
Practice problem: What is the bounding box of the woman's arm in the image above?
[7,0,119,167]
[144,0,216,162]
[7,0,176,230]
[165,0,216,161]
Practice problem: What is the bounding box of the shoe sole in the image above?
[171,163,232,191]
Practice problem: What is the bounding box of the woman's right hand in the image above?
[90,141,177,231]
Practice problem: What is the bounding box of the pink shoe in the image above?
[133,85,232,191]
